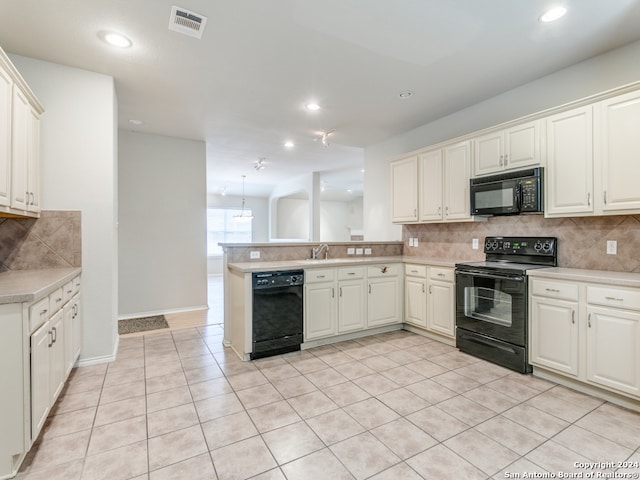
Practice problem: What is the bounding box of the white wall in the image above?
[207,193,269,275]
[363,39,640,240]
[319,198,363,242]
[118,130,207,317]
[10,54,118,364]
[276,198,309,240]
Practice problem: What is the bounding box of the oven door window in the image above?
[464,286,512,327]
[456,272,527,346]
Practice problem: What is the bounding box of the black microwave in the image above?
[470,167,543,216]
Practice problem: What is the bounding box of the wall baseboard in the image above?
[118,305,209,321]
[75,335,118,367]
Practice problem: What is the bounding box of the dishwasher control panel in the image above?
[253,270,304,289]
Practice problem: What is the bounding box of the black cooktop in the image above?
[456,236,558,275]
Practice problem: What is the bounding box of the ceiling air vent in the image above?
[168,6,207,39]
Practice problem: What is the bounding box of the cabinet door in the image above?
[427,280,455,337]
[390,156,418,223]
[10,86,28,211]
[505,120,540,170]
[530,296,579,376]
[31,321,51,440]
[586,307,640,396]
[27,106,40,213]
[598,90,640,213]
[338,280,366,333]
[545,106,594,217]
[444,141,472,221]
[72,296,82,362]
[474,131,503,176]
[368,277,401,327]
[49,310,65,403]
[304,282,337,340]
[419,149,443,221]
[405,277,427,327]
[0,63,11,207]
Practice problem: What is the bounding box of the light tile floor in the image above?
[16,327,640,480]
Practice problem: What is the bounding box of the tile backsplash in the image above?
[0,210,81,271]
[403,214,640,272]
[224,242,403,263]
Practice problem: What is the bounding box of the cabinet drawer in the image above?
[405,264,427,277]
[29,296,50,332]
[367,264,401,278]
[49,287,64,314]
[62,280,75,304]
[338,267,364,281]
[305,268,335,283]
[587,285,640,311]
[531,279,579,301]
[429,267,454,283]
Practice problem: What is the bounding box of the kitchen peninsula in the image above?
[222,241,461,361]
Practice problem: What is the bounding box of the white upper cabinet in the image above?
[596,89,640,214]
[474,120,541,176]
[391,140,475,224]
[545,106,594,217]
[0,47,44,218]
[418,148,443,222]
[0,62,12,207]
[443,140,472,221]
[390,155,418,223]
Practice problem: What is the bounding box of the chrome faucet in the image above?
[311,243,329,260]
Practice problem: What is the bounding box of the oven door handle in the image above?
[456,270,524,282]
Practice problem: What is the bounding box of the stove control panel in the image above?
[484,236,556,257]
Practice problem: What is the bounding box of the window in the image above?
[207,208,252,256]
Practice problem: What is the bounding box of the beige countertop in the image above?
[0,268,82,304]
[227,256,462,273]
[528,267,640,288]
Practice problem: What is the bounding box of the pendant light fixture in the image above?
[233,175,253,221]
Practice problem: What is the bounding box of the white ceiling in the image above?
[1,0,640,199]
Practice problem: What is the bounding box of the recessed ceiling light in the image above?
[102,31,132,48]
[305,103,321,111]
[539,6,567,23]
[399,91,413,99]
[284,140,295,148]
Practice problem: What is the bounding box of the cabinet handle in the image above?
[317,275,325,279]
[605,296,624,302]
[369,285,371,294]
[437,273,445,277]
[30,192,35,205]
[52,326,57,343]
[588,313,592,328]
[429,285,432,294]
[571,310,575,324]
[545,288,560,293]
[604,190,607,205]
[48,331,53,348]
[587,192,591,206]
[339,287,342,297]
[414,208,417,217]
[332,288,334,298]
[438,206,441,216]
[499,155,503,166]
[445,206,449,216]
[347,272,355,276]
[422,284,425,293]
[504,154,508,165]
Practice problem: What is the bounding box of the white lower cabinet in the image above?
[405,265,427,328]
[1,271,81,479]
[586,305,640,397]
[529,276,640,401]
[367,264,402,328]
[304,269,337,341]
[338,267,366,334]
[304,264,402,342]
[404,264,456,341]
[427,267,455,338]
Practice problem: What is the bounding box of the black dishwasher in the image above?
[251,270,304,360]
